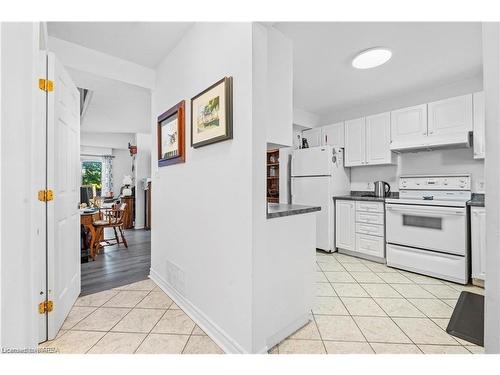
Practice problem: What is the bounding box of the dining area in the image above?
[80,199,129,262]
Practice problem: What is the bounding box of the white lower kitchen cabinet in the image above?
[471,206,486,282]
[335,200,355,251]
[335,199,385,262]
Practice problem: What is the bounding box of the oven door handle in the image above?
[386,205,465,216]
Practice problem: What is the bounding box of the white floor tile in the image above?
[421,284,462,299]
[341,297,386,317]
[408,298,454,319]
[331,283,369,297]
[390,284,435,298]
[315,315,365,342]
[315,282,337,296]
[313,296,349,315]
[350,272,385,284]
[324,341,374,354]
[375,298,425,318]
[360,283,402,298]
[324,271,356,283]
[370,342,422,354]
[354,316,411,344]
[418,345,470,354]
[392,317,460,345]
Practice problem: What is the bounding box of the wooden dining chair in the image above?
[92,203,128,256]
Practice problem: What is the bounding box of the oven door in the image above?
[385,203,467,255]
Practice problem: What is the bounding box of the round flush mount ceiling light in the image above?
[352,47,392,69]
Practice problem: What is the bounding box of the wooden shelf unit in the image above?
[267,149,280,203]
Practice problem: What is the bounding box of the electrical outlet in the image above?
[476,180,485,193]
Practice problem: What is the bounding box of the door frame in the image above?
[33,50,49,343]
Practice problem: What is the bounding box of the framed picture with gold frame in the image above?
[191,76,233,148]
[158,100,185,167]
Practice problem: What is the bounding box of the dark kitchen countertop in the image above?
[267,203,321,219]
[467,193,485,207]
[333,191,399,203]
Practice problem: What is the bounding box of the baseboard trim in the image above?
[149,268,248,354]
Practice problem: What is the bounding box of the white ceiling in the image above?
[47,22,193,68]
[68,68,151,134]
[274,22,483,120]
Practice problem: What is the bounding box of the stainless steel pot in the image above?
[374,181,391,198]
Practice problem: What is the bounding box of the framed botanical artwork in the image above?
[157,100,185,167]
[191,76,233,148]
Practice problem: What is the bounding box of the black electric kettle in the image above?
[374,181,391,198]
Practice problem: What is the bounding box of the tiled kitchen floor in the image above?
[39,251,485,354]
[270,251,485,354]
[38,279,223,354]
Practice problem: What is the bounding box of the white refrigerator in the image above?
[291,146,350,252]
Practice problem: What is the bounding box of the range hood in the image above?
[390,132,471,153]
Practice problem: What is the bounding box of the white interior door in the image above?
[46,52,81,339]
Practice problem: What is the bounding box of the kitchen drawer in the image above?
[356,233,384,258]
[356,201,384,213]
[355,211,384,225]
[356,222,384,237]
[386,243,467,284]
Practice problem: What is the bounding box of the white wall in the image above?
[350,148,485,193]
[134,133,151,229]
[149,23,254,353]
[293,107,320,128]
[483,22,500,354]
[81,132,134,150]
[0,22,41,350]
[266,27,293,147]
[80,145,112,156]
[48,36,155,89]
[112,149,132,198]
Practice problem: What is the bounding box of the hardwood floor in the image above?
[80,229,151,296]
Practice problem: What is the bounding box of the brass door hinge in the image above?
[38,190,54,202]
[38,300,54,314]
[38,78,54,92]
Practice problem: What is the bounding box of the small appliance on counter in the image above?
[374,181,391,198]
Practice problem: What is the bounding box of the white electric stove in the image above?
[385,174,471,284]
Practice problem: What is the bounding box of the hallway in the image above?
[39,279,223,354]
[81,229,151,296]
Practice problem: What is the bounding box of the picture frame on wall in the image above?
[191,76,233,148]
[158,100,186,167]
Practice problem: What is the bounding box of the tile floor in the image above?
[270,251,485,354]
[39,251,485,354]
[38,279,223,354]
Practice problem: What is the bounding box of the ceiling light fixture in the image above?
[352,47,392,69]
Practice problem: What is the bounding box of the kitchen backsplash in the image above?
[350,147,485,193]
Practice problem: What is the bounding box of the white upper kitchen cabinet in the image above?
[471,206,486,281]
[365,112,395,165]
[390,104,428,143]
[473,91,485,159]
[427,94,473,136]
[344,118,366,166]
[301,128,322,148]
[335,200,356,251]
[322,122,345,147]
